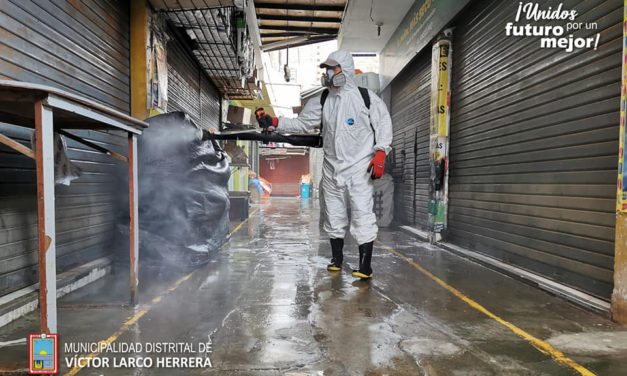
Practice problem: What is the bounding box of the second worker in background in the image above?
[255,50,393,279]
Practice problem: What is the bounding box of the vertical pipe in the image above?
[612,0,627,324]
[35,101,57,334]
[219,93,223,130]
[427,33,452,243]
[129,133,139,306]
[199,69,203,126]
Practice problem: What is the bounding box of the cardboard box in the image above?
[223,141,248,164]
[227,105,252,125]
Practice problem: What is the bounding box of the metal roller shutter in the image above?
[0,1,130,295]
[0,0,130,112]
[167,29,221,132]
[200,73,220,131]
[0,125,127,296]
[167,34,202,126]
[447,0,622,299]
[390,52,431,227]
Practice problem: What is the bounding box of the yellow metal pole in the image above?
[612,0,627,325]
[130,0,148,120]
[243,141,249,189]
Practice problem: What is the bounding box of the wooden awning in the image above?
[254,0,347,51]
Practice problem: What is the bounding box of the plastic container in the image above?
[301,184,310,198]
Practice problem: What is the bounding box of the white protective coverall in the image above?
[278,50,393,244]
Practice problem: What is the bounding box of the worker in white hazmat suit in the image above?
[255,50,393,279]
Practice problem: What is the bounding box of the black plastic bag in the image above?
[137,112,230,267]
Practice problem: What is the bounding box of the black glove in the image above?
[255,108,277,131]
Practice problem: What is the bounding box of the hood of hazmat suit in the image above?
[278,50,392,186]
[277,50,393,244]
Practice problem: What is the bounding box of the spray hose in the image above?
[202,130,323,148]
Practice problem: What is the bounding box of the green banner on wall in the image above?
[379,0,470,89]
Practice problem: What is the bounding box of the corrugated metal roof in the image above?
[150,0,258,99]
[254,0,346,51]
[150,0,238,10]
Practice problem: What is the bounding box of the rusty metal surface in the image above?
[34,100,57,333]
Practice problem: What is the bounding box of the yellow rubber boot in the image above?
[352,241,373,279]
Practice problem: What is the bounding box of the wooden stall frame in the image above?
[0,80,147,333]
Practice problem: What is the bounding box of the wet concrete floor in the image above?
[1,197,627,375]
